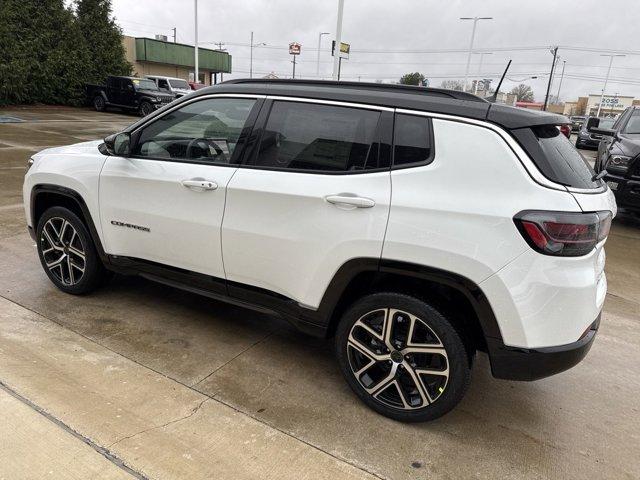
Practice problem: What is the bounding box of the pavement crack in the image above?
[107,398,209,449]
[190,331,276,388]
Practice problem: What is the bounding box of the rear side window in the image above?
[250,101,383,173]
[393,114,433,167]
[512,125,600,189]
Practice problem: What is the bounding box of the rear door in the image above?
[221,98,392,308]
[99,95,263,277]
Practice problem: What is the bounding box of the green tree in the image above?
[440,80,464,91]
[509,84,535,102]
[75,0,131,84]
[0,0,87,105]
[399,72,426,86]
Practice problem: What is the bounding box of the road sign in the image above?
[289,42,301,55]
[331,41,350,59]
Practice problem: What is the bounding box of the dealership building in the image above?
[122,36,232,86]
[564,94,638,117]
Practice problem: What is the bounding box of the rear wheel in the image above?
[93,95,105,112]
[335,293,471,422]
[36,207,108,295]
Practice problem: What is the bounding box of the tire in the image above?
[139,101,154,117]
[575,139,582,148]
[93,95,105,112]
[335,293,471,422]
[36,206,108,295]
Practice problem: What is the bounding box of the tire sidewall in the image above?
[94,96,105,111]
[139,101,153,116]
[335,292,471,422]
[36,206,103,295]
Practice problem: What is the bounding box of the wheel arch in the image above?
[31,184,107,262]
[319,258,503,353]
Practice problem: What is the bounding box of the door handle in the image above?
[181,179,218,191]
[325,194,375,208]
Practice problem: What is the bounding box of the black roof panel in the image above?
[183,79,570,130]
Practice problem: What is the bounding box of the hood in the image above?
[617,134,640,157]
[33,140,103,158]
[139,89,174,98]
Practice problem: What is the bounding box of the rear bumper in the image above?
[605,174,640,211]
[488,315,600,381]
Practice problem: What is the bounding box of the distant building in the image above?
[585,94,634,117]
[122,36,232,86]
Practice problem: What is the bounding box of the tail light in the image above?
[559,124,571,138]
[514,210,612,257]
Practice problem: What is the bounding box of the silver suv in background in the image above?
[145,75,193,98]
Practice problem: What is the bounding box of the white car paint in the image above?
[23,94,616,354]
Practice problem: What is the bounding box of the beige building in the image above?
[122,36,232,86]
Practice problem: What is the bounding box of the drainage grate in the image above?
[0,116,25,123]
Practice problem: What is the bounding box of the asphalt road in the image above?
[0,106,638,480]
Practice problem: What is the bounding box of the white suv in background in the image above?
[23,80,616,422]
[145,75,193,98]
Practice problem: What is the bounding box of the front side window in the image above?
[393,114,433,167]
[624,110,640,134]
[250,101,382,172]
[134,97,257,163]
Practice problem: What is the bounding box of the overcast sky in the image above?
[111,0,640,102]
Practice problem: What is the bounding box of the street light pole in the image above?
[473,52,492,95]
[596,54,625,117]
[194,0,198,84]
[460,16,492,92]
[555,59,566,102]
[332,0,345,80]
[317,32,330,78]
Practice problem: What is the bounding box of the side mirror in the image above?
[586,117,600,132]
[126,84,134,91]
[590,127,616,138]
[103,132,131,156]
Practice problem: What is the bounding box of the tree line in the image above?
[0,0,131,107]
[399,72,535,101]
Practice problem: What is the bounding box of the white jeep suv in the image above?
[23,80,616,422]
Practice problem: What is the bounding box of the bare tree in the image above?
[509,84,535,102]
[439,80,464,91]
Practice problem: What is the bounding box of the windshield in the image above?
[133,79,159,91]
[169,79,190,90]
[624,110,640,134]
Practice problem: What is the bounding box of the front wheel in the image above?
[93,95,105,112]
[36,206,109,295]
[139,101,154,117]
[335,293,471,422]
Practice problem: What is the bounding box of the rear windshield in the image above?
[169,79,190,90]
[512,125,600,189]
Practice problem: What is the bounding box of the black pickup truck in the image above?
[85,76,175,116]
[592,106,640,213]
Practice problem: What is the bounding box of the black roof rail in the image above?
[221,78,487,103]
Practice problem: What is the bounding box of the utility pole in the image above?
[249,32,266,79]
[337,57,342,80]
[596,54,625,117]
[543,46,558,111]
[555,59,566,102]
[172,27,176,43]
[292,55,296,79]
[460,16,492,92]
[194,0,198,84]
[215,42,226,82]
[332,0,345,80]
[317,32,330,78]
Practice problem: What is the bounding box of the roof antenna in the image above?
[488,59,512,103]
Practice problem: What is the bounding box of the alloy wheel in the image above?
[40,217,86,286]
[347,308,449,410]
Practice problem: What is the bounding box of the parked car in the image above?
[575,116,615,149]
[559,123,571,138]
[145,75,192,98]
[85,76,174,116]
[593,106,640,213]
[24,79,615,422]
[189,81,206,90]
[570,115,586,131]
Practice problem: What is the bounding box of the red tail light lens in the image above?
[559,124,571,138]
[515,211,612,256]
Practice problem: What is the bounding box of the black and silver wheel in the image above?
[335,293,471,422]
[139,101,154,117]
[93,95,105,112]
[36,207,108,295]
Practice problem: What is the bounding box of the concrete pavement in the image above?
[0,106,638,480]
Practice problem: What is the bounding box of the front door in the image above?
[222,99,392,308]
[99,96,262,278]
